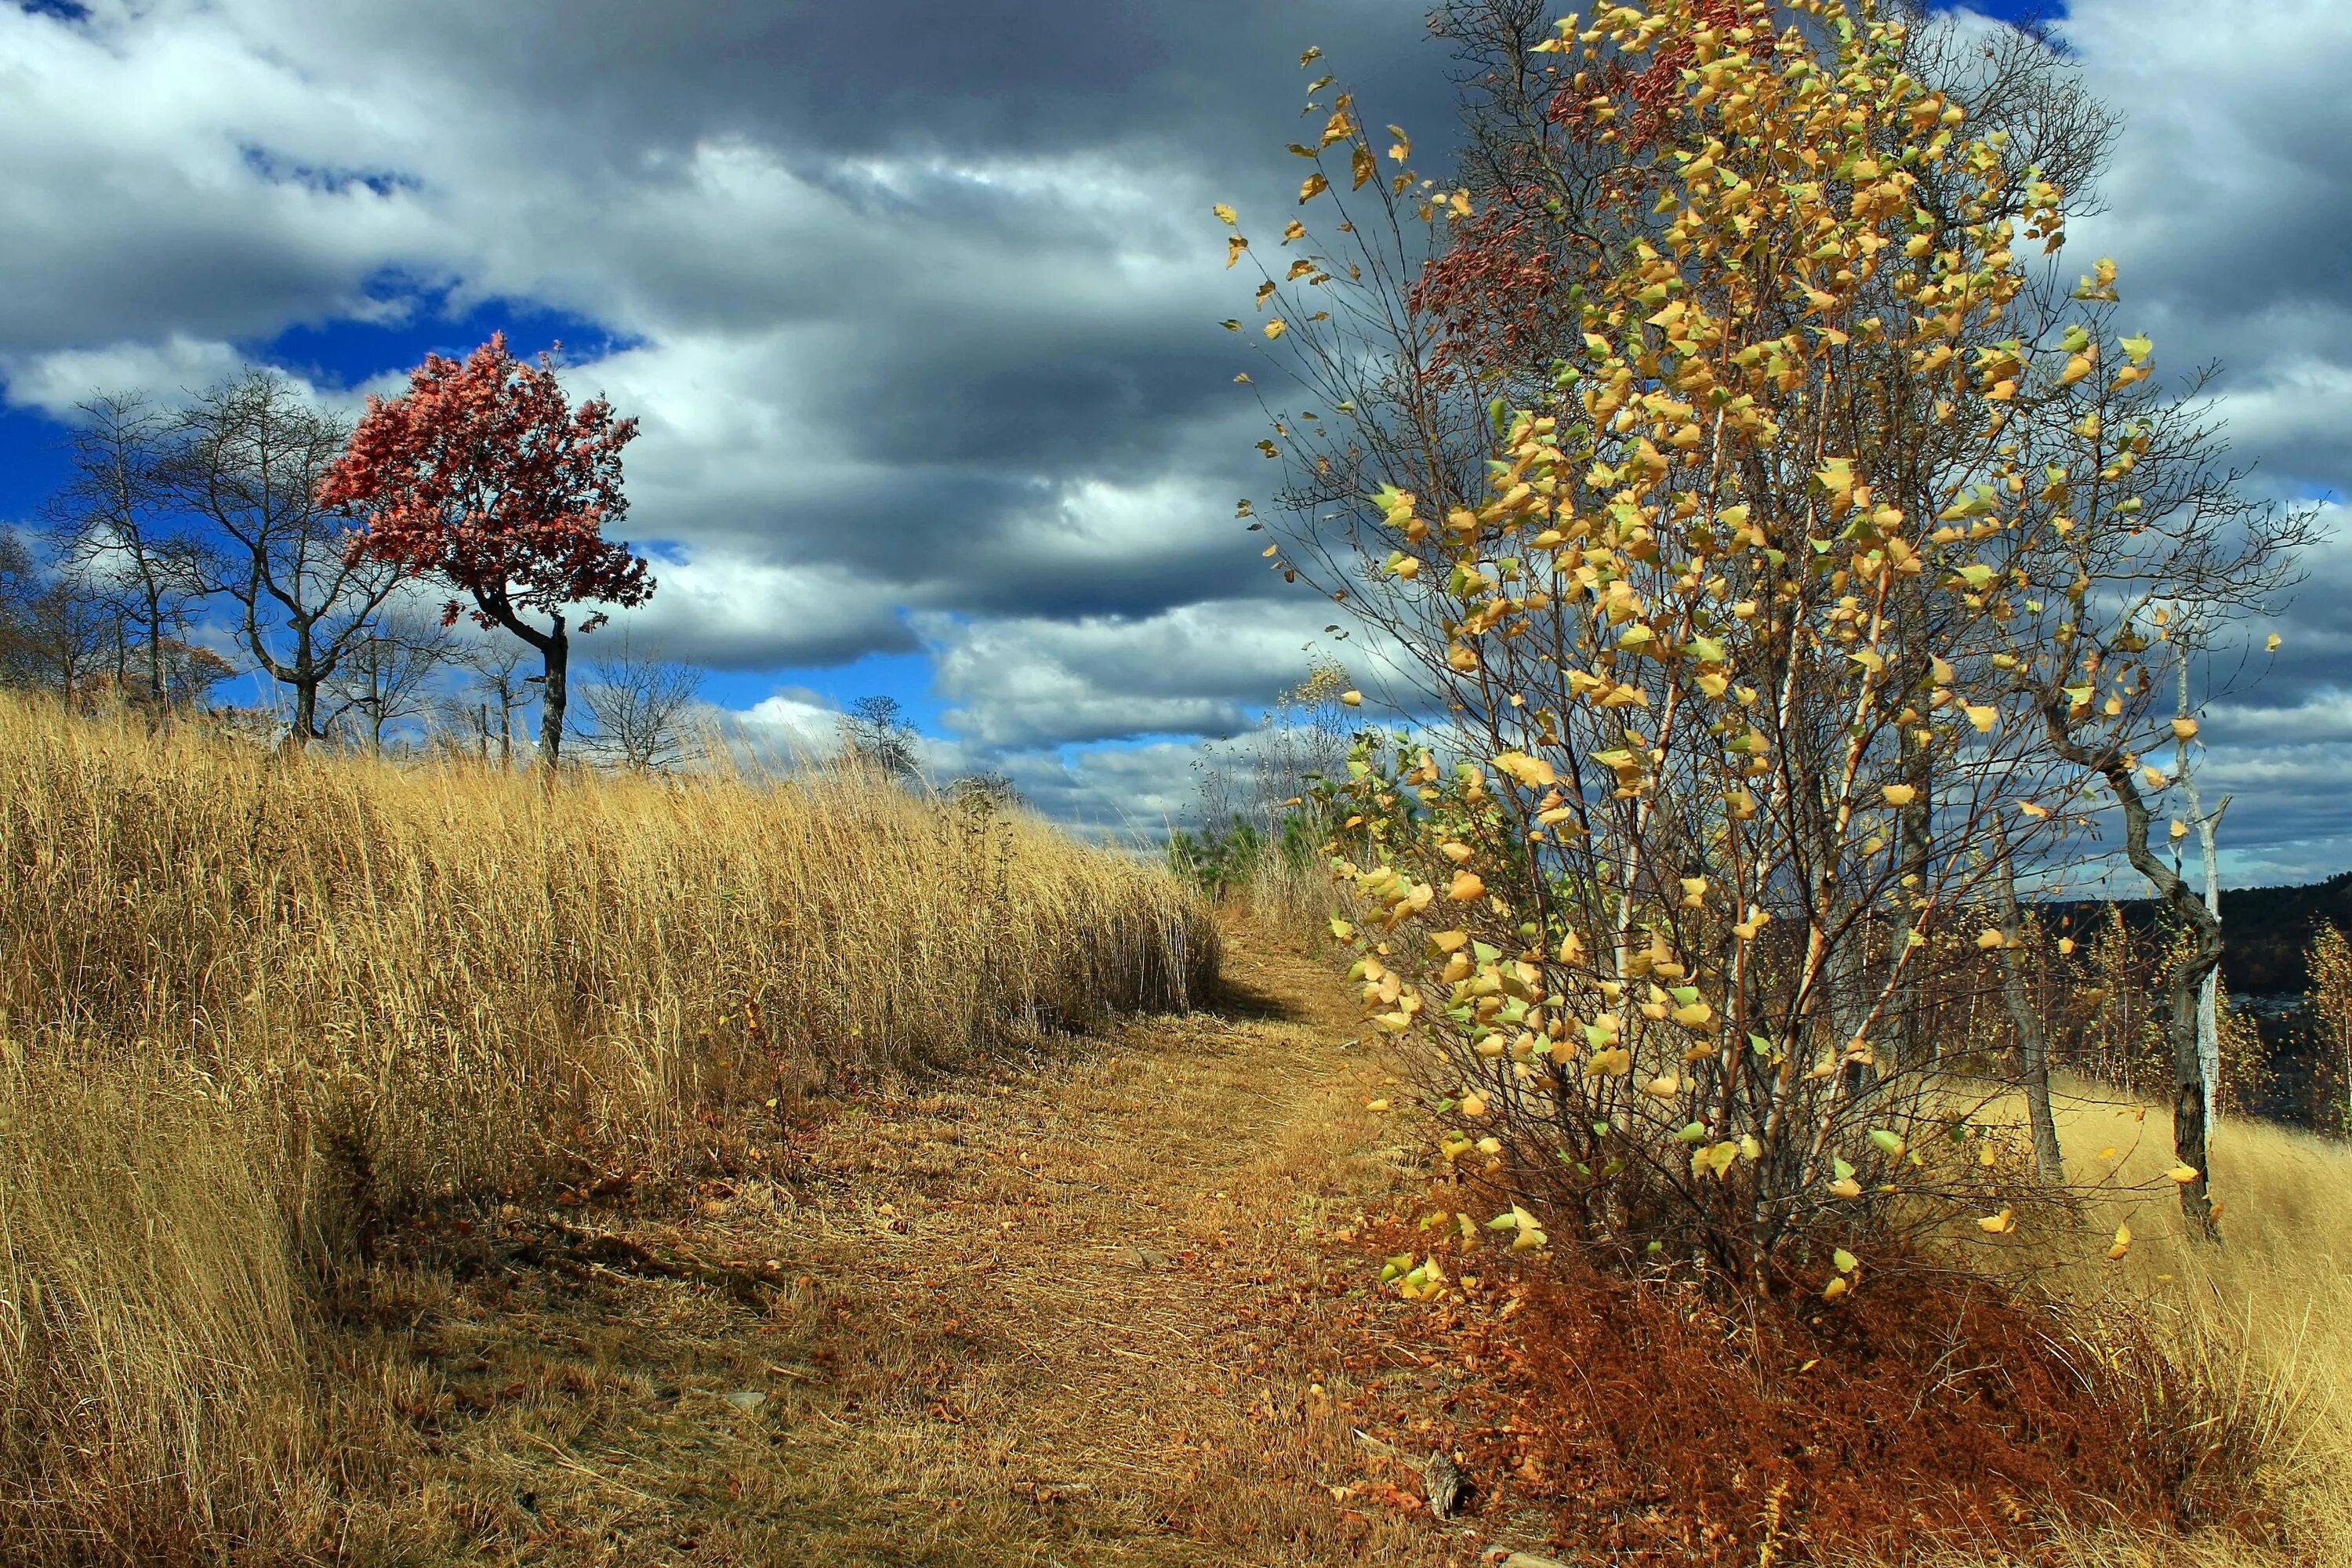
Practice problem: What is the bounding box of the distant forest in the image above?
[2042,872,2352,997]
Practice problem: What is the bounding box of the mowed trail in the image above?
[361,925,1476,1567]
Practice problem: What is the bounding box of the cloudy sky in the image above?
[2,0,2346,877]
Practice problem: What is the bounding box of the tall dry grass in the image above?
[1926,1080,2352,1566]
[0,1059,319,1562]
[0,691,1214,1561]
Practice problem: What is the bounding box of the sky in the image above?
[2,0,2347,878]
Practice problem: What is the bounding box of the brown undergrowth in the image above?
[1296,1219,2285,1566]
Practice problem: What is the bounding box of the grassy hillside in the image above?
[0,693,1214,1561]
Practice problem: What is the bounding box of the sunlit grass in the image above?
[0,691,1214,1560]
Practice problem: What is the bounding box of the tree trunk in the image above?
[538,614,568,768]
[289,677,318,747]
[145,589,166,707]
[2176,654,2227,1122]
[2039,692,2220,1239]
[1994,856,2064,1182]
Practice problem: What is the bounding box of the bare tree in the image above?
[0,539,117,699]
[165,370,403,744]
[575,636,706,771]
[440,636,537,765]
[45,393,216,709]
[325,602,457,754]
[839,695,920,782]
[0,533,51,690]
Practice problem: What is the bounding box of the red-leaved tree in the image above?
[318,333,652,765]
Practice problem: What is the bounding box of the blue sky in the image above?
[5,0,2350,869]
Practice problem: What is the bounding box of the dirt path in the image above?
[350,925,1500,1567]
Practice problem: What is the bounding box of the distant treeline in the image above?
[2041,872,2352,996]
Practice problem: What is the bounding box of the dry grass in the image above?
[314,927,1444,1568]
[8,684,2349,1565]
[1895,1080,2352,1568]
[0,691,1214,1563]
[0,1059,318,1562]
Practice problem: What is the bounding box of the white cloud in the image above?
[924,598,1348,750]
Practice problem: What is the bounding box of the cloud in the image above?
[595,554,914,671]
[2,336,281,419]
[925,598,1348,750]
[2,0,2348,862]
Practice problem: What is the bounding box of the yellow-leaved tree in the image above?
[1227,0,2310,1290]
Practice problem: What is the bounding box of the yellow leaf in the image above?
[1641,1073,1679,1099]
[1822,1276,1849,1301]
[1458,1091,1489,1117]
[1340,689,1363,706]
[1264,318,1287,340]
[1976,928,2007,949]
[1351,142,1376,189]
[1976,1207,2016,1234]
[1299,172,1329,203]
[2107,1223,2132,1260]
[1225,235,1248,268]
[1282,220,1306,243]
[1213,203,1238,226]
[1964,703,1997,732]
[2267,633,2283,652]
[2171,716,2199,741]
[2018,801,2049,819]
[1492,750,1558,787]
[1446,870,1485,902]
[2169,1163,2201,1184]
[1365,1098,1390,1112]
[1298,45,1321,66]
[1881,783,1916,807]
